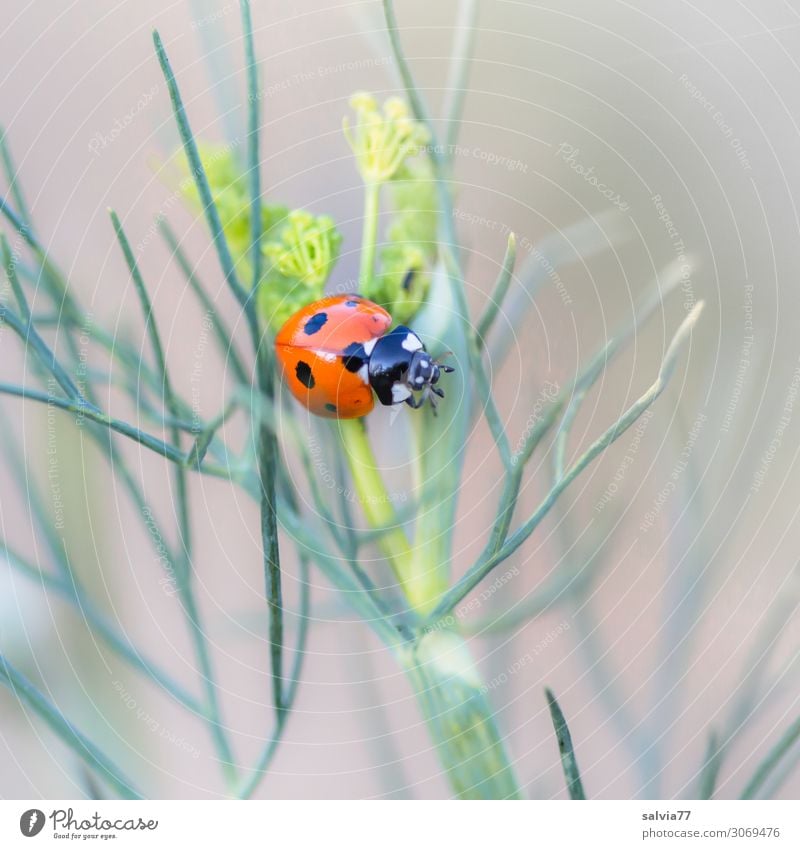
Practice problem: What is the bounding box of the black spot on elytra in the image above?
[295,361,314,388]
[325,403,337,413]
[342,341,367,373]
[345,300,358,307]
[303,312,328,335]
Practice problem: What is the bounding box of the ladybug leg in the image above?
[424,386,441,417]
[405,394,424,410]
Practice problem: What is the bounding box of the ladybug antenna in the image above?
[434,351,455,373]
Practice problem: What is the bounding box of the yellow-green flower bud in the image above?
[262,210,342,288]
[343,92,430,184]
[173,142,344,332]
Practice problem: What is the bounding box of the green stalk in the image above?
[337,418,434,610]
[336,427,516,798]
[359,180,380,295]
[348,143,445,613]
[403,629,521,798]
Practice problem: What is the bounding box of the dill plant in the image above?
[3,0,790,802]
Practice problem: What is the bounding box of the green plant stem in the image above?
[336,418,434,610]
[0,653,142,799]
[359,180,381,294]
[279,503,410,649]
[404,629,521,798]
[380,2,525,800]
[382,0,526,580]
[461,554,592,635]
[348,122,439,611]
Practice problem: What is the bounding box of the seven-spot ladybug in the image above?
[274,294,453,419]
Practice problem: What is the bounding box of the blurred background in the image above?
[1,0,799,799]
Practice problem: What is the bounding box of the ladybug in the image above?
[274,293,453,419]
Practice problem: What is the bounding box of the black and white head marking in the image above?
[366,325,454,412]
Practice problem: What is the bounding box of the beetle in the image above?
[274,294,453,419]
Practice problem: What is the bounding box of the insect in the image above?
[274,293,454,419]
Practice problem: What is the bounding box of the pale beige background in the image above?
[1,0,799,799]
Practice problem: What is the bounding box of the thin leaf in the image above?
[240,0,263,293]
[487,210,632,368]
[698,731,723,800]
[110,211,183,426]
[0,652,142,799]
[0,126,30,221]
[0,382,189,467]
[545,688,586,799]
[113,208,237,786]
[159,219,249,384]
[741,713,800,799]
[2,541,204,716]
[426,302,704,625]
[476,232,517,343]
[553,255,694,483]
[152,30,250,314]
[442,0,478,154]
[382,1,437,166]
[186,398,236,467]
[236,557,312,799]
[698,564,800,798]
[1,234,88,402]
[231,1,286,719]
[0,196,82,323]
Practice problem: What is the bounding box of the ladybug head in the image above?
[367,326,455,413]
[407,350,455,412]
